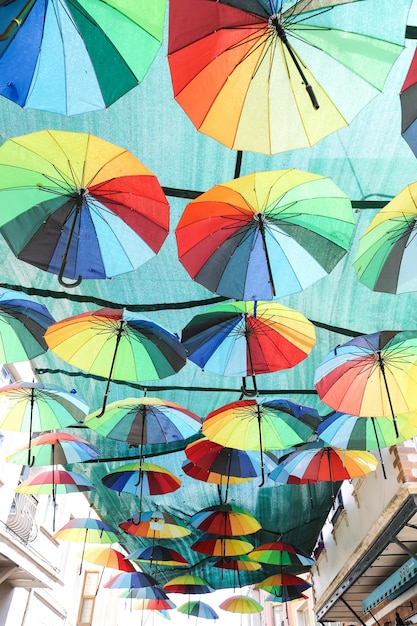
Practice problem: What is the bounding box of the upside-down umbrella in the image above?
[314,330,417,437]
[401,49,417,156]
[6,431,99,467]
[127,545,189,568]
[0,288,54,362]
[191,533,254,558]
[45,308,187,415]
[353,183,417,294]
[203,398,317,485]
[0,0,166,115]
[190,505,261,537]
[181,301,316,392]
[0,382,88,464]
[119,510,191,539]
[219,596,263,614]
[255,573,312,597]
[177,601,218,620]
[176,169,355,300]
[0,130,169,287]
[163,575,214,595]
[168,0,404,155]
[249,541,314,568]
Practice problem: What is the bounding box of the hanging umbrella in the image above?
[81,546,136,572]
[314,330,417,437]
[6,431,99,467]
[264,592,308,603]
[219,596,263,614]
[84,396,201,447]
[0,382,88,464]
[181,301,316,391]
[0,288,54,362]
[104,571,158,590]
[133,598,177,611]
[120,585,169,600]
[119,510,191,539]
[255,573,312,597]
[248,541,314,568]
[0,130,169,288]
[127,545,189,567]
[190,533,254,557]
[190,505,261,537]
[185,438,268,480]
[353,183,417,294]
[202,398,317,485]
[45,308,187,415]
[168,0,404,155]
[0,0,166,115]
[213,556,261,572]
[401,49,417,156]
[176,169,355,300]
[182,461,253,487]
[163,575,214,595]
[177,601,218,620]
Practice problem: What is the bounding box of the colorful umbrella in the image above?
[168,0,403,155]
[248,541,314,568]
[255,573,312,597]
[81,546,136,572]
[212,556,261,572]
[163,575,214,595]
[202,399,317,485]
[314,330,417,437]
[133,598,177,611]
[104,571,158,590]
[0,288,54,362]
[264,592,308,603]
[182,461,253,488]
[181,301,316,389]
[219,596,263,614]
[191,533,254,557]
[185,438,268,480]
[6,431,99,467]
[120,585,169,600]
[0,0,166,114]
[119,510,191,539]
[127,545,189,567]
[45,308,187,415]
[190,505,261,537]
[401,49,417,156]
[353,183,417,294]
[176,169,355,300]
[177,601,218,620]
[0,130,169,287]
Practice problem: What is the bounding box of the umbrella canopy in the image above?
[219,596,263,614]
[182,461,253,487]
[190,505,261,537]
[134,598,177,611]
[16,469,95,496]
[181,301,316,381]
[185,438,269,480]
[0,0,166,115]
[6,431,99,467]
[53,517,119,543]
[127,545,189,567]
[255,573,311,597]
[401,49,417,156]
[177,601,218,620]
[314,330,417,436]
[264,592,308,603]
[163,575,214,595]
[119,510,191,539]
[102,461,181,498]
[176,169,355,300]
[191,533,254,557]
[45,308,187,415]
[213,557,261,572]
[168,0,403,155]
[81,546,136,572]
[120,585,169,600]
[248,541,315,568]
[0,288,54,362]
[104,571,158,590]
[353,183,417,294]
[0,130,169,287]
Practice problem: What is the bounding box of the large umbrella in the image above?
[190,533,254,558]
[353,183,417,294]
[45,308,187,415]
[119,510,191,539]
[0,0,166,115]
[401,50,417,156]
[314,330,417,437]
[248,541,315,568]
[81,546,136,572]
[104,571,158,590]
[190,505,261,537]
[182,461,253,491]
[168,0,403,155]
[176,169,354,301]
[133,598,177,611]
[177,601,219,620]
[127,545,189,567]
[6,431,99,467]
[0,288,54,362]
[202,398,317,485]
[255,573,311,597]
[163,575,214,595]
[181,301,316,392]
[0,130,169,287]
[219,596,263,614]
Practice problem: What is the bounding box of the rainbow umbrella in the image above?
[401,52,417,157]
[212,556,261,572]
[255,573,311,597]
[190,505,261,537]
[191,533,254,558]
[120,586,169,600]
[0,131,169,287]
[133,598,177,611]
[182,460,253,488]
[127,545,189,567]
[45,308,187,415]
[0,1,166,114]
[175,170,355,301]
[177,601,218,620]
[249,541,314,568]
[264,592,308,603]
[102,462,181,499]
[81,546,136,572]
[53,517,119,543]
[163,575,214,595]
[219,596,263,614]
[119,510,191,540]
[104,571,158,590]
[6,431,99,467]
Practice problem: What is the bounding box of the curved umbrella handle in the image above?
[58,262,82,288]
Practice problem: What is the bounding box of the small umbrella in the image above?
[163,575,214,595]
[354,183,417,294]
[191,533,254,558]
[0,288,54,362]
[401,50,417,157]
[176,169,354,300]
[6,432,99,467]
[314,330,417,437]
[219,596,263,614]
[190,505,261,537]
[119,510,191,539]
[0,130,169,287]
[168,0,404,155]
[104,571,158,590]
[127,545,189,567]
[248,541,314,568]
[0,1,166,114]
[45,308,187,415]
[202,399,317,485]
[177,601,218,620]
[255,573,312,597]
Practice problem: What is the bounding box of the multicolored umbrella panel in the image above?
[81,546,136,572]
[119,510,191,539]
[219,596,263,614]
[176,169,355,300]
[6,431,99,467]
[126,545,189,567]
[0,130,169,286]
[177,601,219,620]
[163,575,214,595]
[0,0,166,114]
[133,598,177,611]
[255,573,312,597]
[190,533,254,558]
[401,50,417,156]
[190,505,261,537]
[0,288,54,362]
[45,308,187,415]
[249,541,315,569]
[104,571,158,590]
[168,0,404,154]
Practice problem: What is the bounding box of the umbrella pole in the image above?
[257,217,276,296]
[234,151,243,178]
[377,351,400,438]
[242,319,258,397]
[96,320,125,417]
[58,194,84,288]
[28,387,35,466]
[79,527,88,576]
[0,0,36,40]
[371,417,387,480]
[256,405,265,487]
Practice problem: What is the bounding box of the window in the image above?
[297,605,310,626]
[77,571,99,626]
[274,605,285,626]
[313,531,325,559]
[330,490,344,526]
